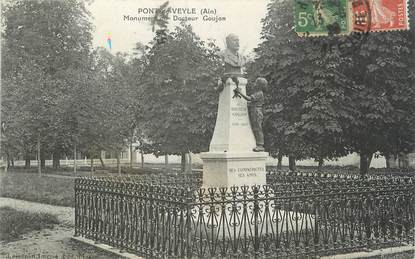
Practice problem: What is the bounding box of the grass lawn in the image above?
[0,172,75,207]
[0,206,59,242]
[0,165,197,207]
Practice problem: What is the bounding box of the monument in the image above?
[201,34,268,187]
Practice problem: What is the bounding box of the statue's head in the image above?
[255,77,268,90]
[225,33,239,53]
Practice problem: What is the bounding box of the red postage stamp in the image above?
[351,0,372,32]
[366,0,408,31]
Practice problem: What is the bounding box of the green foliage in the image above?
[249,0,352,161]
[138,24,222,155]
[1,0,94,161]
[343,29,415,159]
[1,0,141,162]
[250,0,415,172]
[77,48,139,157]
[2,0,414,174]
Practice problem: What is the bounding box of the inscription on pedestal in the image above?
[209,77,256,152]
[231,99,250,128]
[229,166,265,178]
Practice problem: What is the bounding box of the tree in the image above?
[249,0,353,170]
[138,24,222,171]
[250,0,415,175]
[338,1,415,174]
[77,48,139,171]
[1,0,94,173]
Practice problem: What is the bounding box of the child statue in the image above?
[235,77,267,152]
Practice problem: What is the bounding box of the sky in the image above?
[89,0,270,55]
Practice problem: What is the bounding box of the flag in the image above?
[107,33,112,50]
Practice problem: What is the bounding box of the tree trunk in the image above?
[140,150,144,168]
[277,153,283,170]
[129,141,133,169]
[317,157,324,171]
[10,157,14,168]
[116,153,121,175]
[359,154,368,176]
[398,153,409,169]
[367,154,373,171]
[181,152,186,173]
[37,136,42,177]
[99,152,105,168]
[73,144,77,174]
[359,152,372,177]
[4,154,8,173]
[5,153,10,172]
[164,154,169,169]
[187,152,192,173]
[26,156,32,168]
[25,152,31,169]
[90,157,94,174]
[40,148,46,169]
[40,157,46,169]
[288,155,296,172]
[385,154,390,169]
[52,151,60,169]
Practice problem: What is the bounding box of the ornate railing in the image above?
[74,174,414,258]
[124,168,415,187]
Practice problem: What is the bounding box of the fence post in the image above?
[364,196,373,250]
[314,197,320,252]
[185,187,193,259]
[74,178,79,237]
[253,185,260,257]
[73,143,77,174]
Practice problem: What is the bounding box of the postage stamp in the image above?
[351,0,372,32]
[365,0,409,32]
[296,0,409,36]
[295,0,350,36]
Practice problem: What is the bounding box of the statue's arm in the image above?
[235,88,251,101]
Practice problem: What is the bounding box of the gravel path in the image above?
[0,197,120,258]
[0,226,119,258]
[0,197,74,226]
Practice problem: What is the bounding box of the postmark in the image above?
[307,0,373,57]
[351,0,372,32]
[336,0,372,56]
[295,0,350,36]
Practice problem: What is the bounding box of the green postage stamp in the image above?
[295,0,349,36]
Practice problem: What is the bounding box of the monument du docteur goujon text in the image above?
[201,33,268,187]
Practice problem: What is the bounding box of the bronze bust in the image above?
[217,34,246,91]
[221,33,245,76]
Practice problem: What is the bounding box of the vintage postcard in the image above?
[1,0,414,258]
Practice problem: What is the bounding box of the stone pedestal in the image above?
[201,152,267,187]
[201,77,268,187]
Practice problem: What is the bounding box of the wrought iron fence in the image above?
[74,174,414,258]
[91,169,414,189]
